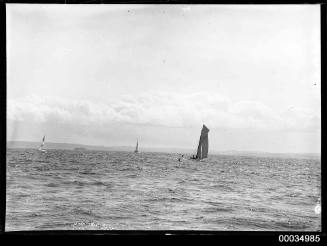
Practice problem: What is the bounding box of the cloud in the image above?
[7,93,320,132]
[181,6,191,12]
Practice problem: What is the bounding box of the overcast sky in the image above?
[7,4,321,153]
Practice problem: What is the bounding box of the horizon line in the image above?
[6,140,321,155]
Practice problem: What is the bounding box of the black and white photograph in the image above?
[6,4,321,231]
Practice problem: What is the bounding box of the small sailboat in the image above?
[38,135,46,153]
[191,124,209,160]
[134,139,139,153]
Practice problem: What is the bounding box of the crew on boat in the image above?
[178,154,185,162]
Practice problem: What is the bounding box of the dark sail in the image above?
[196,124,209,160]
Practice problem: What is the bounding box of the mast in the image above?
[135,139,138,153]
[196,137,202,159]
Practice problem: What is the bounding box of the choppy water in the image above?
[6,149,321,231]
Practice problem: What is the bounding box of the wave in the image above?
[46,182,60,188]
[203,206,232,213]
[78,171,98,175]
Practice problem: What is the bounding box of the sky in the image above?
[6,4,321,153]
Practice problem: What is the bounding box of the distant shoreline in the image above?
[7,141,320,160]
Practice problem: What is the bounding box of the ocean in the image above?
[6,149,321,231]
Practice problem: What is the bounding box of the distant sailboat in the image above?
[134,140,139,153]
[191,124,209,160]
[38,135,46,152]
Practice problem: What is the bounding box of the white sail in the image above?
[195,125,209,160]
[134,140,138,153]
[39,135,45,151]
